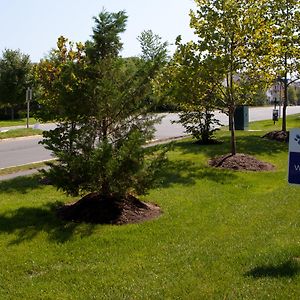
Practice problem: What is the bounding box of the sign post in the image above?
[288,128,300,184]
[26,87,32,129]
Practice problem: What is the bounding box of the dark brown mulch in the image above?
[57,192,161,225]
[262,130,289,143]
[194,139,223,145]
[209,153,275,171]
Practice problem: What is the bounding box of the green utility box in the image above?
[234,105,249,130]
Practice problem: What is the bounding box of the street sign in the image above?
[288,128,300,184]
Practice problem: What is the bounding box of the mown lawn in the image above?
[249,112,300,131]
[0,162,49,176]
[0,128,42,140]
[0,118,37,127]
[0,116,300,299]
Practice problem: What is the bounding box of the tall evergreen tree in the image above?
[138,30,169,63]
[85,9,127,62]
[36,11,167,207]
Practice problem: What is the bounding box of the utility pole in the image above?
[26,87,32,129]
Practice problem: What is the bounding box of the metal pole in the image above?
[26,87,32,129]
[26,88,29,128]
[279,80,282,118]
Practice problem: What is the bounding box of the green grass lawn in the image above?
[1,117,300,299]
[0,118,37,127]
[0,128,43,140]
[249,113,300,131]
[0,162,49,176]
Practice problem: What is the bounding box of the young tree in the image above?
[137,30,174,112]
[288,85,298,105]
[0,49,32,119]
[154,41,222,144]
[36,11,167,208]
[252,88,269,106]
[138,30,169,63]
[268,0,300,132]
[167,0,272,154]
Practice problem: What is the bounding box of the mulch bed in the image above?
[209,153,275,171]
[57,192,161,225]
[262,130,289,143]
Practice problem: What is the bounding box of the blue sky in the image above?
[0,0,196,62]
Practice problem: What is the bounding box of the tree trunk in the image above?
[202,108,210,143]
[10,107,14,121]
[281,51,288,132]
[69,122,76,153]
[229,108,236,155]
[282,75,288,132]
[102,119,108,141]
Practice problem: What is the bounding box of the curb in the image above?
[0,135,43,142]
[0,135,189,182]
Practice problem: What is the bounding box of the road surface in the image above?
[1,106,300,169]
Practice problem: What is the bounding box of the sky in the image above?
[0,0,197,62]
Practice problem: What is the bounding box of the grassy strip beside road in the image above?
[249,113,300,131]
[0,128,43,140]
[0,117,300,298]
[0,117,37,127]
[0,161,48,176]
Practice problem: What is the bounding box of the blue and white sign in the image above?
[288,128,300,184]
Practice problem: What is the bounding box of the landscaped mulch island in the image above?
[209,153,275,171]
[57,151,276,225]
[57,192,161,225]
[262,130,289,142]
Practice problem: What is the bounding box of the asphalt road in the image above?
[1,106,300,169]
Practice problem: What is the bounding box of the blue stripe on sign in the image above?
[288,152,300,184]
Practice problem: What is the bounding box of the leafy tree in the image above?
[137,30,175,112]
[138,30,169,63]
[268,0,300,131]
[0,49,32,119]
[176,109,221,144]
[164,0,272,154]
[36,11,168,202]
[288,85,298,105]
[252,87,269,106]
[296,86,300,105]
[154,41,222,144]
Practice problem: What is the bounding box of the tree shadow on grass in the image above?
[0,202,97,245]
[245,259,300,278]
[174,139,228,157]
[0,175,43,194]
[234,134,287,157]
[157,159,237,189]
[174,134,286,159]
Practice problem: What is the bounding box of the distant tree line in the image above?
[0,28,174,121]
[0,49,32,120]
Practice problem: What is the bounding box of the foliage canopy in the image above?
[36,10,168,200]
[0,49,32,118]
